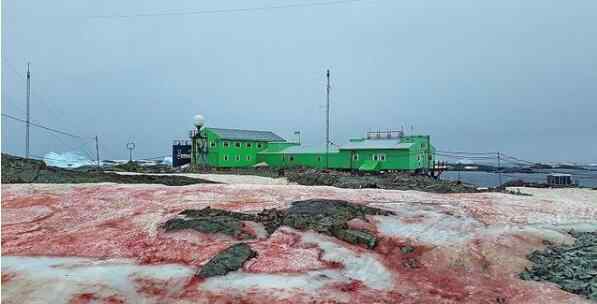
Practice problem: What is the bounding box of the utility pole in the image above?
[25,63,31,158]
[127,142,136,162]
[325,69,330,169]
[95,136,100,169]
[497,152,502,189]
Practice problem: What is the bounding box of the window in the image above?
[372,154,385,161]
[235,142,241,148]
[223,141,229,148]
[246,155,251,161]
[246,143,252,148]
[224,155,229,161]
[257,143,263,148]
[210,141,216,148]
[235,155,241,161]
[352,153,359,161]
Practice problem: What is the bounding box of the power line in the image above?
[436,150,496,155]
[2,95,96,159]
[501,154,537,165]
[3,61,73,130]
[434,153,495,160]
[86,0,368,20]
[2,113,87,139]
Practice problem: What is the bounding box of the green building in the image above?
[191,127,287,168]
[191,126,435,172]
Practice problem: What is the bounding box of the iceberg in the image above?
[42,152,95,168]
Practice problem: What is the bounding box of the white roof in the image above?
[548,173,572,177]
[280,145,340,154]
[339,140,414,150]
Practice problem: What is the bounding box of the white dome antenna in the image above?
[193,114,205,129]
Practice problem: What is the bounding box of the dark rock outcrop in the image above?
[197,243,257,278]
[286,169,478,193]
[167,199,393,249]
[520,231,597,301]
[1,153,216,186]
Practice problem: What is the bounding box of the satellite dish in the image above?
[193,114,205,128]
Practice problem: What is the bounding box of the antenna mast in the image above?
[25,63,31,158]
[325,69,330,169]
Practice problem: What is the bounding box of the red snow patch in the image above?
[1,272,17,284]
[133,277,170,298]
[2,194,60,209]
[2,206,54,225]
[102,295,126,304]
[68,293,125,304]
[331,280,364,292]
[245,229,334,273]
[376,237,469,302]
[68,293,98,304]
[2,184,595,304]
[129,232,232,267]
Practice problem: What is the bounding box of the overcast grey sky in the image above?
[2,0,596,163]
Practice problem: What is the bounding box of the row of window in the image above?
[223,155,252,161]
[278,153,387,162]
[353,153,385,161]
[219,152,422,163]
[213,141,263,149]
[371,154,386,161]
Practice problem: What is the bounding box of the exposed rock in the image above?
[331,228,377,249]
[168,199,393,249]
[1,153,215,186]
[501,179,550,188]
[197,243,257,278]
[286,169,478,193]
[163,216,253,240]
[520,231,597,301]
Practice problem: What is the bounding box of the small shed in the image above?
[547,173,572,186]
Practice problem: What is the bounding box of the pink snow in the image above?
[2,183,596,303]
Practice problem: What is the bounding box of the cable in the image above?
[2,61,74,131]
[501,154,537,165]
[2,113,87,139]
[86,0,369,20]
[436,150,496,155]
[434,153,496,160]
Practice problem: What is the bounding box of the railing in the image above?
[173,140,191,146]
[366,130,403,140]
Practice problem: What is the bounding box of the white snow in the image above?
[375,207,483,245]
[1,256,194,304]
[200,270,344,296]
[200,229,393,297]
[300,231,394,290]
[114,172,289,185]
